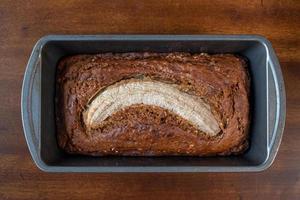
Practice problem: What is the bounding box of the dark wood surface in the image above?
[0,0,299,199]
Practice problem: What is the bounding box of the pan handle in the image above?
[21,39,44,169]
[267,54,286,155]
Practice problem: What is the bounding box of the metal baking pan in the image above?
[21,35,286,172]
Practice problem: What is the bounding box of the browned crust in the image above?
[55,52,250,156]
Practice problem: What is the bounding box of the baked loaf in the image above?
[56,52,250,156]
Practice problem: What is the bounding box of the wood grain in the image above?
[0,0,299,199]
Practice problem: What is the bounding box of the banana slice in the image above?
[83,79,220,136]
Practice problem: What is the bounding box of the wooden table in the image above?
[0,0,299,199]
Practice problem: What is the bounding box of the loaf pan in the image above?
[21,35,286,172]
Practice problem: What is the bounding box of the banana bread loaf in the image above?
[55,52,250,156]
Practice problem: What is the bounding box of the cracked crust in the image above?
[55,52,250,156]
